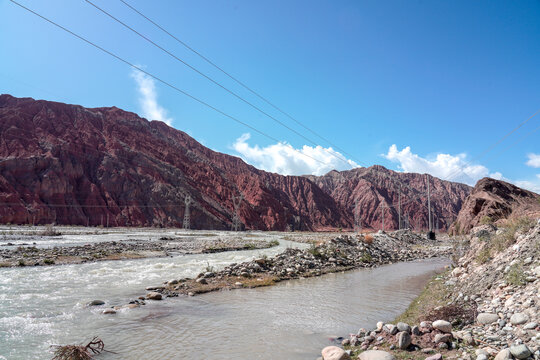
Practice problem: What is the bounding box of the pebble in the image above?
[477,313,499,325]
[425,354,442,360]
[397,331,411,350]
[102,308,116,315]
[396,322,411,333]
[509,313,529,325]
[321,346,350,360]
[509,344,532,359]
[358,350,396,360]
[432,320,452,333]
[493,349,512,360]
[146,292,162,300]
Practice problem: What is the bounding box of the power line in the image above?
[118,0,361,164]
[84,0,353,168]
[7,0,328,168]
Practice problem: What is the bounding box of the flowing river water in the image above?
[0,229,448,359]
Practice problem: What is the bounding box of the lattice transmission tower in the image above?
[183,194,192,230]
[231,194,243,231]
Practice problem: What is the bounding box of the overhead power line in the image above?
[7,0,328,168]
[118,0,361,164]
[84,0,353,168]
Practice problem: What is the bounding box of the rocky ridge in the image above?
[451,178,540,234]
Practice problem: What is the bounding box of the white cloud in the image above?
[130,68,172,126]
[383,144,488,185]
[232,133,359,176]
[383,144,540,193]
[526,153,540,168]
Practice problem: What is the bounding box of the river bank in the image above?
[318,220,540,360]
[106,230,452,312]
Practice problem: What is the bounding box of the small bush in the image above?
[268,240,279,247]
[42,224,61,236]
[17,259,26,267]
[43,258,55,265]
[360,252,372,263]
[475,246,491,264]
[480,216,493,225]
[506,262,527,286]
[364,234,374,244]
[307,243,324,258]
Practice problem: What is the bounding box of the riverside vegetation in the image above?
[318,218,540,360]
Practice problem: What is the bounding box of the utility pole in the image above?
[398,184,402,230]
[426,174,434,239]
[354,196,361,234]
[106,213,109,228]
[231,194,243,231]
[381,203,385,231]
[183,194,192,230]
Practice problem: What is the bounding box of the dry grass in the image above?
[364,234,374,244]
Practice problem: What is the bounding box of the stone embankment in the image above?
[0,236,278,267]
[90,230,450,314]
[319,219,540,360]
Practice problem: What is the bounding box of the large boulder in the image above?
[509,345,532,359]
[146,292,162,300]
[321,346,350,360]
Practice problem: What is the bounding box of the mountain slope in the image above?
[0,94,350,230]
[306,166,471,231]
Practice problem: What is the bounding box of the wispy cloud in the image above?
[130,68,172,126]
[232,133,359,176]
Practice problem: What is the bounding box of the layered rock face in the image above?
[0,94,349,230]
[306,166,471,231]
[0,94,471,230]
[451,177,540,233]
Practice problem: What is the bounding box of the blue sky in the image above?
[1,0,539,191]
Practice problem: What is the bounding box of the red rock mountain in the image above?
[0,95,470,230]
[306,167,471,231]
[450,177,540,234]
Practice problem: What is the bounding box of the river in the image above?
[0,230,447,359]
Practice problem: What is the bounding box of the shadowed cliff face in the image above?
[450,177,540,234]
[0,94,350,230]
[0,94,471,230]
[306,166,471,231]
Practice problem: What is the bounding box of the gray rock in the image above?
[494,349,512,360]
[434,333,452,344]
[146,292,162,300]
[476,354,487,360]
[397,331,411,350]
[358,350,396,360]
[425,354,442,360]
[477,313,499,324]
[412,325,421,336]
[321,346,350,360]
[509,344,532,359]
[510,313,529,325]
[376,321,384,332]
[396,322,411,333]
[102,308,116,315]
[523,322,537,330]
[432,320,452,333]
[384,324,398,335]
[88,300,105,306]
[195,278,208,284]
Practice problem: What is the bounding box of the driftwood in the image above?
[51,337,114,360]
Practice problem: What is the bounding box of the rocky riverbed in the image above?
[0,235,279,267]
[317,220,540,360]
[89,230,452,315]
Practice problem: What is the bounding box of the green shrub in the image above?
[480,216,493,225]
[43,258,55,265]
[506,262,527,286]
[475,246,491,264]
